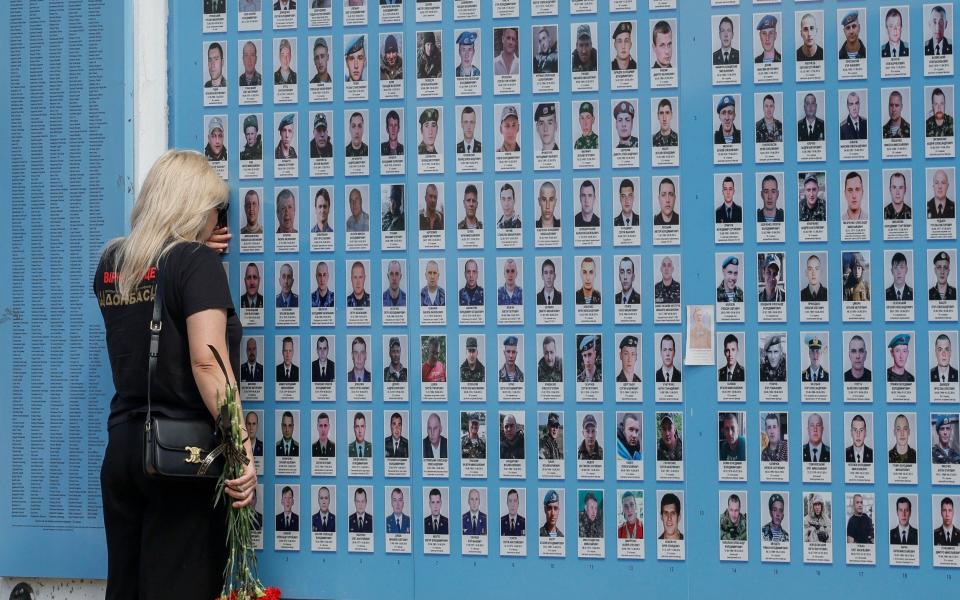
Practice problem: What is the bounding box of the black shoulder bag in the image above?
[142,264,226,479]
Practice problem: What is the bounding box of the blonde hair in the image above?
[106,150,229,299]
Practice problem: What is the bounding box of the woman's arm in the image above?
[187,308,256,507]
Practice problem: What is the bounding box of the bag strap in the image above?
[146,261,165,429]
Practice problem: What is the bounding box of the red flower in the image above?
[261,588,282,600]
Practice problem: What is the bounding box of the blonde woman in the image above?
[94,150,255,599]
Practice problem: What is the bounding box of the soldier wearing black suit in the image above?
[312,358,335,382]
[422,434,448,459]
[311,437,334,457]
[885,283,913,301]
[840,114,868,140]
[348,512,373,533]
[715,201,742,224]
[500,512,526,537]
[932,365,960,382]
[385,434,409,458]
[934,497,960,546]
[890,496,919,545]
[801,285,828,302]
[927,196,956,219]
[276,437,299,457]
[797,116,825,141]
[802,442,830,462]
[276,511,299,532]
[241,361,263,382]
[713,46,739,66]
[845,444,874,464]
[424,513,449,535]
[925,28,953,56]
[718,362,745,382]
[456,138,481,153]
[312,511,335,533]
[277,411,299,456]
[536,288,562,305]
[276,362,299,382]
[890,522,919,545]
[881,40,909,57]
[276,485,299,532]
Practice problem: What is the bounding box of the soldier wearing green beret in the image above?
[240,115,262,161]
[574,102,599,150]
[611,22,637,71]
[275,114,297,159]
[417,108,439,155]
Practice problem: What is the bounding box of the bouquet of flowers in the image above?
[209,346,281,600]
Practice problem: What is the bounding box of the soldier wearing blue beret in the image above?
[455,30,480,77]
[755,14,782,63]
[717,255,744,303]
[932,414,960,464]
[540,490,563,538]
[887,334,915,382]
[715,95,741,144]
[840,10,867,59]
[577,335,601,383]
[498,335,524,383]
[344,36,366,83]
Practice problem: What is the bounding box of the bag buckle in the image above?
[149,320,162,333]
[184,446,203,464]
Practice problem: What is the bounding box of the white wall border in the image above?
[133,0,169,193]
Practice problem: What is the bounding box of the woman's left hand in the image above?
[224,458,257,508]
[206,226,232,254]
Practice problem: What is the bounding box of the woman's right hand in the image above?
[224,458,257,508]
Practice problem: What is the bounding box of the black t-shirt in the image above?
[94,242,242,428]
